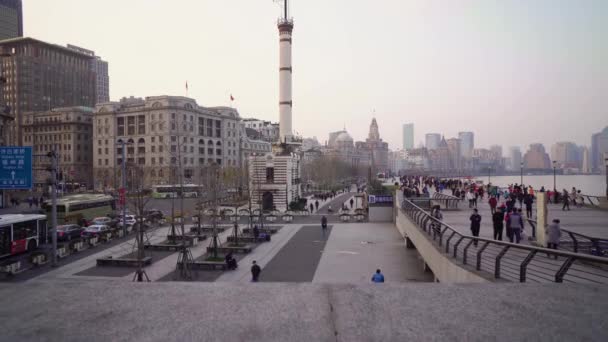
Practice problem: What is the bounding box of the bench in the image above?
[242,227,279,235]
[189,226,228,234]
[226,235,270,243]
[144,243,182,251]
[96,256,152,267]
[184,261,229,271]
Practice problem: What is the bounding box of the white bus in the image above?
[43,194,115,225]
[151,184,201,199]
[0,214,47,257]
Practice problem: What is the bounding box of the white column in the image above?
[278,22,293,142]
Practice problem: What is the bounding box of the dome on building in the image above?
[335,132,353,143]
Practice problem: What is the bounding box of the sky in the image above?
[24,0,607,152]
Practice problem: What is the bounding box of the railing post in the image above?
[568,232,578,253]
[520,250,537,282]
[463,239,474,265]
[494,246,510,279]
[591,239,600,256]
[445,231,457,253]
[453,236,464,258]
[476,242,490,271]
[555,257,575,283]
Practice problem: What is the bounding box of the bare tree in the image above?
[126,163,151,282]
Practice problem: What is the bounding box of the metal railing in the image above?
[579,194,606,208]
[431,192,461,210]
[400,197,608,284]
[527,219,608,257]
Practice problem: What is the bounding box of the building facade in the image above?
[66,44,110,103]
[92,96,241,190]
[425,133,441,150]
[446,138,461,170]
[591,127,608,173]
[0,0,22,41]
[242,118,279,143]
[523,143,551,170]
[551,141,580,170]
[0,37,96,145]
[402,123,414,150]
[507,146,522,171]
[357,118,389,172]
[458,131,474,159]
[22,106,94,190]
[248,152,301,212]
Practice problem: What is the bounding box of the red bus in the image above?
[0,214,47,258]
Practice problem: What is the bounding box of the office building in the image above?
[0,0,22,40]
[507,146,522,171]
[458,132,474,159]
[591,127,608,173]
[22,106,94,190]
[551,141,580,169]
[66,44,110,103]
[0,37,96,145]
[523,143,551,170]
[425,133,441,150]
[402,123,414,150]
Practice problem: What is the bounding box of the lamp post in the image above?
[117,139,131,237]
[520,162,524,186]
[552,160,557,192]
[487,166,492,185]
[604,157,608,200]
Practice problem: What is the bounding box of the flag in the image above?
[230,94,234,101]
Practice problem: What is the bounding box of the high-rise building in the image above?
[523,143,551,170]
[581,147,591,174]
[402,123,414,150]
[425,133,441,150]
[458,132,474,159]
[0,0,22,40]
[551,141,579,169]
[446,138,461,170]
[591,127,608,173]
[507,146,522,171]
[66,44,110,103]
[357,118,389,172]
[0,38,96,145]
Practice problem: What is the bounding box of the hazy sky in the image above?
[25,0,607,152]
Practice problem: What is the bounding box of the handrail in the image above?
[400,195,608,283]
[526,219,608,257]
[431,192,461,210]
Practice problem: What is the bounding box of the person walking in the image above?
[315,200,319,211]
[524,194,534,219]
[546,219,561,259]
[309,203,314,214]
[251,260,262,282]
[371,269,385,283]
[492,207,504,241]
[469,209,482,246]
[488,196,497,215]
[466,190,475,209]
[562,189,570,211]
[321,215,328,236]
[507,209,524,243]
[349,198,354,209]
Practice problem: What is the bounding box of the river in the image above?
[469,175,607,196]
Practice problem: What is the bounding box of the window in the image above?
[208,148,213,155]
[138,115,145,134]
[138,157,145,165]
[151,146,156,153]
[159,145,164,153]
[117,117,125,135]
[216,149,222,155]
[171,145,176,152]
[151,157,156,165]
[151,137,155,143]
[105,159,108,166]
[266,167,274,183]
[159,157,164,164]
[207,119,213,136]
[215,120,221,137]
[127,116,135,135]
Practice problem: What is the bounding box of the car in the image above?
[81,224,110,238]
[144,209,164,221]
[54,224,84,241]
[118,214,136,226]
[90,216,116,227]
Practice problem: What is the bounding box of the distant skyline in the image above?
[24,0,607,150]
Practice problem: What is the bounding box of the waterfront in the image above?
[472,175,607,196]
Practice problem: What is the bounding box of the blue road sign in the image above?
[0,147,33,190]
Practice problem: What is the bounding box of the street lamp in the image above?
[117,139,132,237]
[520,162,524,186]
[604,157,608,200]
[552,160,557,192]
[487,166,492,185]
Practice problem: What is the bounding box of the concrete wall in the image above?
[369,206,393,222]
[394,202,490,283]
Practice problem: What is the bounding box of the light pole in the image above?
[487,166,492,185]
[520,162,523,186]
[117,140,130,237]
[604,157,608,200]
[552,160,557,192]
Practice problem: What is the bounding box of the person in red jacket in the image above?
[488,196,498,214]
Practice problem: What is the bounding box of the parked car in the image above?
[144,209,165,222]
[54,224,84,241]
[90,216,117,228]
[118,214,136,226]
[81,224,110,238]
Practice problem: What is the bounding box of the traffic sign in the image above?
[0,147,32,190]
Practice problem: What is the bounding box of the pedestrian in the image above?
[492,207,504,241]
[253,224,260,242]
[309,203,314,214]
[350,198,354,209]
[251,260,261,282]
[466,190,475,209]
[507,209,524,243]
[431,205,443,234]
[562,189,570,211]
[371,269,385,283]
[321,215,328,236]
[469,209,482,246]
[524,194,533,219]
[488,196,497,215]
[39,196,44,206]
[546,219,561,259]
[315,200,319,211]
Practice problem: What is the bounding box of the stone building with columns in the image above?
[92,96,242,191]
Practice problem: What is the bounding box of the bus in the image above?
[43,194,115,225]
[0,214,47,258]
[151,184,201,199]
